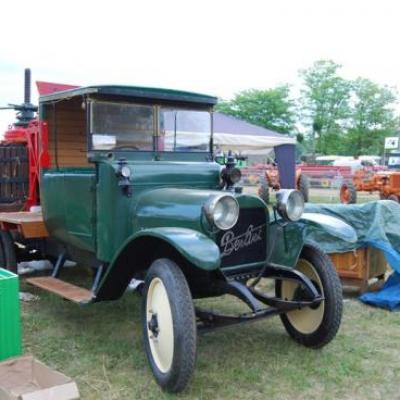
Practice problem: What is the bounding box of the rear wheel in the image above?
[340,182,357,204]
[0,231,17,273]
[276,245,342,348]
[298,174,310,202]
[142,258,196,393]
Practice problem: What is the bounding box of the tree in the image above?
[345,78,399,156]
[215,85,296,134]
[299,60,351,155]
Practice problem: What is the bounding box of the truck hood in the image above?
[133,187,228,233]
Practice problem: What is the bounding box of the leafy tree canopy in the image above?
[215,59,399,157]
[299,60,352,154]
[345,78,399,156]
[215,85,296,134]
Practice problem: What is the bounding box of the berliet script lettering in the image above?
[220,224,265,257]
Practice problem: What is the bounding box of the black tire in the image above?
[340,182,357,204]
[276,245,342,348]
[258,175,270,204]
[298,174,310,202]
[0,231,17,273]
[142,258,196,393]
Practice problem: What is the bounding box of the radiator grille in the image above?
[217,207,267,268]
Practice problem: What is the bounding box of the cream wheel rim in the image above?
[146,277,174,373]
[281,259,325,334]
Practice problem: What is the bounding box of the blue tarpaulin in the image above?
[303,201,400,311]
[360,272,400,311]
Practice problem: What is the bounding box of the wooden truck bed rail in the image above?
[0,211,48,238]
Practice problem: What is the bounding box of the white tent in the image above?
[213,131,295,154]
[164,112,296,154]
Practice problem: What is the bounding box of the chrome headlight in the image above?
[276,189,304,221]
[120,165,131,178]
[204,194,239,230]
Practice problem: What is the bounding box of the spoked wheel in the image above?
[340,182,357,204]
[0,231,17,273]
[276,245,342,348]
[142,258,196,393]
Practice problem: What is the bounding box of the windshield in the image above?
[91,102,154,151]
[90,101,212,152]
[159,108,211,152]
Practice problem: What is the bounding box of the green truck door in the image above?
[63,171,96,251]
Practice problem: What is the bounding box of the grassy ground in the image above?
[19,189,398,400]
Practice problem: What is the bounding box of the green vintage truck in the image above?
[0,84,354,392]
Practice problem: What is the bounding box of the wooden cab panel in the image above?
[42,97,90,168]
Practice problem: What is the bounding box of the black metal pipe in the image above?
[24,68,31,104]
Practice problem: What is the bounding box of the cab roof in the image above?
[39,84,218,106]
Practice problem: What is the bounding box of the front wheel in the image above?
[142,258,197,393]
[276,245,343,348]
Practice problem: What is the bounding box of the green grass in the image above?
[21,276,400,400]
[19,189,398,399]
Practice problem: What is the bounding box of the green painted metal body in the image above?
[38,85,318,301]
[0,269,22,361]
[41,157,304,277]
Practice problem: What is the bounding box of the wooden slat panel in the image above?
[45,102,89,167]
[0,211,48,238]
[26,277,92,303]
[20,221,48,238]
[0,211,43,224]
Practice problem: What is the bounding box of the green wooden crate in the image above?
[0,269,22,361]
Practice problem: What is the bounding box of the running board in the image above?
[26,277,93,304]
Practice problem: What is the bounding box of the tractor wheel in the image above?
[0,231,17,273]
[258,175,270,204]
[142,258,196,393]
[276,245,343,348]
[298,174,310,202]
[387,194,399,202]
[340,183,357,204]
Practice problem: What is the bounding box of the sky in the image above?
[1,0,400,131]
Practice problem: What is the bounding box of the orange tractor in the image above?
[259,167,310,203]
[340,162,400,203]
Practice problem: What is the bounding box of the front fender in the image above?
[125,227,221,271]
[301,213,357,243]
[94,227,221,301]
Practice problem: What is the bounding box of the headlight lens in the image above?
[276,189,304,221]
[121,165,131,178]
[204,194,239,230]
